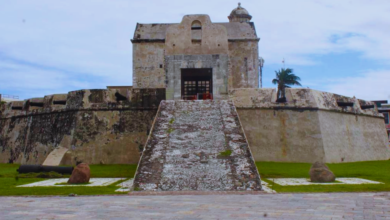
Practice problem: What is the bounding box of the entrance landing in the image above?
[133,100,262,191]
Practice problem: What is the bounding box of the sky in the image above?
[0,0,389,101]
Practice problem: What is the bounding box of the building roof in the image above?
[228,3,252,22]
[230,3,250,16]
[132,22,258,42]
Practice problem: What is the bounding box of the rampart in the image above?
[1,87,389,165]
[0,88,165,165]
[230,88,390,163]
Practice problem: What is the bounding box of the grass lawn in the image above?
[1,161,389,195]
[257,160,390,193]
[0,164,137,196]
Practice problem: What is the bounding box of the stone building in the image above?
[132,3,260,100]
[1,4,389,169]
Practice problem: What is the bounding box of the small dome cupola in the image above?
[228,3,252,22]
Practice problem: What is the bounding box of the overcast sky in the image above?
[1,0,389,101]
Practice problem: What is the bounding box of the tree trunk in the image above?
[277,85,282,99]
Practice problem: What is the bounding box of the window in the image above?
[384,112,389,124]
[191,20,202,44]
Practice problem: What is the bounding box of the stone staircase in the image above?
[133,100,262,191]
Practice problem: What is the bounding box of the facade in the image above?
[0,4,389,166]
[232,89,390,163]
[131,3,261,100]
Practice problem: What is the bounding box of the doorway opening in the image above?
[181,68,212,100]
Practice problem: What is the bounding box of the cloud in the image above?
[0,0,389,100]
[254,0,390,65]
[326,69,390,100]
[0,57,99,99]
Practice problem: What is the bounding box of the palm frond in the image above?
[272,68,302,99]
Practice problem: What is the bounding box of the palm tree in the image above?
[272,68,302,102]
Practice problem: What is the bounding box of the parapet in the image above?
[229,88,382,118]
[1,88,166,119]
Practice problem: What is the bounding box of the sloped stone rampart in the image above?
[133,100,261,191]
[231,88,390,163]
[0,88,165,165]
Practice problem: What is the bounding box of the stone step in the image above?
[133,100,262,191]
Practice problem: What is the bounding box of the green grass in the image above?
[0,164,137,196]
[2,161,390,195]
[257,161,390,193]
[89,164,137,178]
[55,182,91,185]
[219,150,232,157]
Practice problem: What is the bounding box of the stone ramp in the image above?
[133,100,262,191]
[42,147,69,166]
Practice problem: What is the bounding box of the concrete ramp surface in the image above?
[133,100,262,191]
[42,147,68,166]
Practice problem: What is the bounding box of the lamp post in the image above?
[259,57,264,88]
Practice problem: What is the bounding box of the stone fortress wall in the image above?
[1,87,389,165]
[2,6,388,166]
[0,87,165,165]
[230,88,390,163]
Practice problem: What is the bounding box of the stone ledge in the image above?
[128,191,268,196]
[0,106,159,120]
[0,88,165,119]
[234,106,384,119]
[230,88,383,118]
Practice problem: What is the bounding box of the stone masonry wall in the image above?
[165,15,229,56]
[132,15,261,95]
[165,54,229,100]
[319,111,390,163]
[0,88,165,165]
[228,41,259,89]
[132,42,166,88]
[238,108,326,163]
[231,88,390,163]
